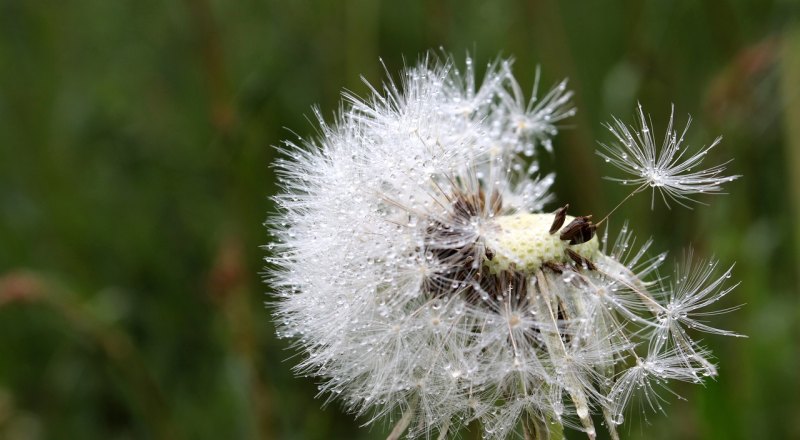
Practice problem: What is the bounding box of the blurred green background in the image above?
[1,0,799,439]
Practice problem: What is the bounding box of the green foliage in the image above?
[1,0,798,438]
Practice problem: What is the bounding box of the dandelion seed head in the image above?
[268,53,742,440]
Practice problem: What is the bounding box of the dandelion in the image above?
[267,54,741,440]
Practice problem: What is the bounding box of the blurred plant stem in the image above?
[780,25,800,281]
[181,0,275,434]
[184,0,236,135]
[208,235,274,440]
[0,271,178,439]
[525,0,605,214]
[345,0,380,89]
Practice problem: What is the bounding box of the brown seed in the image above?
[566,248,597,271]
[489,190,503,215]
[559,215,597,245]
[549,204,569,234]
[544,262,566,274]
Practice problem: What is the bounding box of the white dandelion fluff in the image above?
[597,103,741,208]
[267,54,741,440]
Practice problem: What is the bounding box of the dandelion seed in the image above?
[268,53,742,440]
[597,103,741,208]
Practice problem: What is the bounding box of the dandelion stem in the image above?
[523,411,564,440]
[595,183,648,227]
[602,408,620,440]
[522,418,535,440]
[533,271,596,439]
[523,415,546,440]
[436,420,450,440]
[386,396,419,440]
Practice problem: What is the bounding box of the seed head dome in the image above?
[267,54,741,440]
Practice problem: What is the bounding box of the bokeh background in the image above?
[1,0,799,439]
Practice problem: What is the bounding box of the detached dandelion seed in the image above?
[597,103,741,209]
[267,54,742,440]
